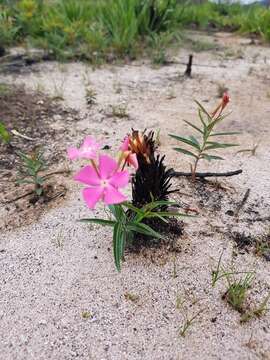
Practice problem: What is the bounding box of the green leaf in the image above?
[113,223,125,272]
[194,100,212,119]
[201,154,224,161]
[109,204,125,222]
[205,142,238,150]
[127,222,163,239]
[206,113,228,133]
[183,120,203,134]
[79,218,116,226]
[198,109,207,127]
[122,202,144,216]
[35,187,43,196]
[210,131,241,137]
[169,134,201,150]
[0,121,11,144]
[189,135,200,148]
[147,211,195,218]
[36,176,45,185]
[173,147,198,158]
[142,200,178,212]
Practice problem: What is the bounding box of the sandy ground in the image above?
[0,32,270,360]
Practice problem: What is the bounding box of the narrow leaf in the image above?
[210,131,241,137]
[201,154,224,161]
[147,211,195,218]
[194,100,212,119]
[205,142,238,150]
[113,223,125,272]
[173,147,198,158]
[189,135,200,148]
[183,120,203,134]
[127,222,163,239]
[80,218,116,226]
[169,134,201,150]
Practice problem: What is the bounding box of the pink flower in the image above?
[119,136,138,170]
[67,136,101,160]
[74,154,129,209]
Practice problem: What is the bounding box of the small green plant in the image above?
[85,87,97,106]
[81,311,93,319]
[111,104,129,118]
[16,149,47,196]
[175,293,185,309]
[82,199,186,271]
[211,252,260,315]
[0,83,11,95]
[240,293,270,323]
[0,121,11,144]
[124,292,140,302]
[179,309,202,337]
[169,93,239,180]
[223,272,255,313]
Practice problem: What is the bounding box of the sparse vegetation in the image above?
[85,87,97,107]
[0,121,11,144]
[170,94,239,180]
[1,1,270,63]
[16,149,48,196]
[111,104,129,119]
[211,253,269,322]
[223,272,255,313]
[179,309,203,338]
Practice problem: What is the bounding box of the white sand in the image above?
[0,32,270,359]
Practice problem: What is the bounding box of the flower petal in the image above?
[109,170,129,188]
[83,187,103,209]
[127,153,138,170]
[74,165,100,186]
[104,185,127,205]
[99,154,118,179]
[67,147,79,160]
[83,136,96,148]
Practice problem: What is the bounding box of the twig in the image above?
[171,169,242,178]
[245,216,270,223]
[43,169,71,179]
[2,190,34,204]
[46,189,67,201]
[184,54,193,77]
[235,188,250,216]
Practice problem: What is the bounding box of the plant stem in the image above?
[171,169,242,179]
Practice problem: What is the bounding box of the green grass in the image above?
[0,0,270,62]
[0,0,181,61]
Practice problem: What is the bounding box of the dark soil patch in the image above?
[0,84,80,231]
[231,231,270,261]
[127,217,184,253]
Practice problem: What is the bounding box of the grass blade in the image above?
[80,218,116,226]
[113,222,125,272]
[127,222,163,239]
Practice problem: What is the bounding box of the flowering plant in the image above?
[69,133,187,271]
[169,93,239,181]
